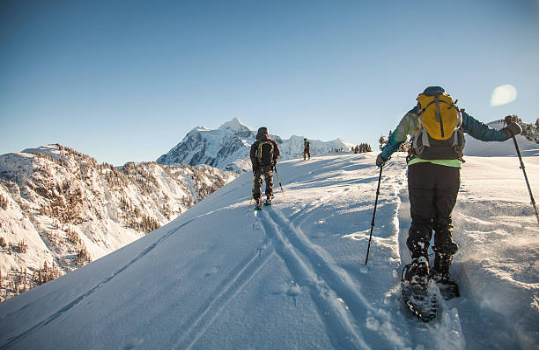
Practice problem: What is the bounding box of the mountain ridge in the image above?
[0,144,236,302]
[157,118,356,172]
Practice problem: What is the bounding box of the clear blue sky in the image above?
[1,0,538,165]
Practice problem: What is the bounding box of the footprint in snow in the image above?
[287,282,301,306]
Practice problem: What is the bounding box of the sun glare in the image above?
[490,84,518,106]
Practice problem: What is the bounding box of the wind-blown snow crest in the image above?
[0,150,537,349]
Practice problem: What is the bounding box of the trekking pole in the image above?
[250,173,255,205]
[365,165,384,265]
[510,135,539,224]
[504,115,539,224]
[274,165,285,196]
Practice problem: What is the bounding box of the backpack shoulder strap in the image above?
[257,140,273,158]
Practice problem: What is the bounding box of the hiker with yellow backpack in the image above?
[250,127,281,210]
[376,86,522,291]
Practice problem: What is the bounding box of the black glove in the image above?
[502,121,522,139]
[376,154,387,167]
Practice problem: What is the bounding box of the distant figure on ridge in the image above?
[377,86,522,293]
[250,127,280,210]
[303,138,311,160]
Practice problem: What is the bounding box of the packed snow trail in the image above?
[0,153,537,349]
[396,181,465,349]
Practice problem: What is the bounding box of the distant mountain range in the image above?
[0,144,235,302]
[157,118,356,172]
[157,117,540,173]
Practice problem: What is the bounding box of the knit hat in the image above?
[423,86,446,96]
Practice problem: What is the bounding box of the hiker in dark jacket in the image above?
[377,86,522,289]
[303,138,311,160]
[250,127,280,208]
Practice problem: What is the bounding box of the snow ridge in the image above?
[0,144,236,302]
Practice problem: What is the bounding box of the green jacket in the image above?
[381,107,508,167]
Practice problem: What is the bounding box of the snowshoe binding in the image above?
[401,262,439,322]
[264,196,273,206]
[255,200,263,211]
[430,253,460,300]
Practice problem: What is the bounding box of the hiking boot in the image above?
[431,253,453,283]
[406,256,429,289]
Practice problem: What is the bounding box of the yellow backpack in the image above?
[256,140,274,166]
[412,92,465,160]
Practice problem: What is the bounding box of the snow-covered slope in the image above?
[464,120,539,157]
[0,144,236,301]
[157,118,357,172]
[0,150,537,349]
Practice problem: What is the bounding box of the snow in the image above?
[219,118,254,137]
[0,142,537,349]
[157,118,358,172]
[0,145,236,301]
[464,121,539,157]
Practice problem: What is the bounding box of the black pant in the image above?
[407,163,460,258]
[253,165,274,201]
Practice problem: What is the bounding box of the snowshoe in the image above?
[401,264,439,322]
[264,195,274,206]
[255,200,263,211]
[432,278,460,300]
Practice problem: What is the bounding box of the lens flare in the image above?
[490,85,517,106]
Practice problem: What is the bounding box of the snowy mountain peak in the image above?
[157,119,358,172]
[218,118,253,136]
[21,144,63,161]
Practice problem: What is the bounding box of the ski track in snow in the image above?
[0,220,194,349]
[260,204,410,349]
[259,208,367,349]
[174,239,276,349]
